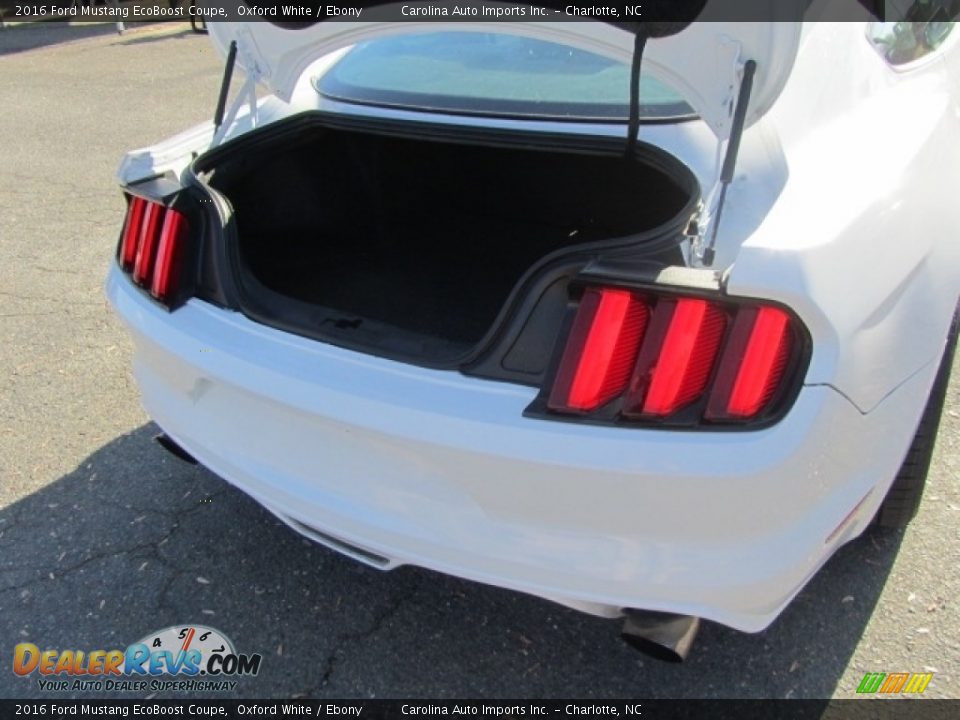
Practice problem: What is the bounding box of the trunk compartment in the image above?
[195,114,699,368]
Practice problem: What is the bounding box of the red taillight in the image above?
[706,306,793,421]
[120,197,147,270]
[543,287,802,426]
[547,288,649,412]
[150,208,188,300]
[133,201,164,285]
[623,298,727,418]
[118,194,191,306]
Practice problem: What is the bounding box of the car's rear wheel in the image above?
[873,304,959,529]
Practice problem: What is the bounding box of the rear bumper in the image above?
[107,266,918,632]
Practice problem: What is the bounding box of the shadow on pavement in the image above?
[0,424,904,699]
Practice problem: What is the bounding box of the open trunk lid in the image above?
[207,3,801,141]
[188,7,802,372]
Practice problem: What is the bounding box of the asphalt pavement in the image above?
[1,21,958,700]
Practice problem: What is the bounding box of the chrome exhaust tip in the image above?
[621,610,700,662]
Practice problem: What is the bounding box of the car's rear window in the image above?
[315,32,696,122]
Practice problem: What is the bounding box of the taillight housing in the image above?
[532,285,808,429]
[116,193,192,308]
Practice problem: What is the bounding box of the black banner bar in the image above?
[4,0,960,24]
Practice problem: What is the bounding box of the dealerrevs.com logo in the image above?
[13,625,262,693]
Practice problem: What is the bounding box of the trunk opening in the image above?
[197,114,699,367]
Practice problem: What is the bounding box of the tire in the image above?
[873,304,960,529]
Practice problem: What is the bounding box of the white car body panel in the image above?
[728,22,960,411]
[107,20,960,632]
[105,266,938,631]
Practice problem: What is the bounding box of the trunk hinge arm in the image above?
[691,58,757,268]
[625,28,649,159]
[213,40,238,135]
[211,30,267,148]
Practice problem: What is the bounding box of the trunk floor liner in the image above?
[242,212,603,344]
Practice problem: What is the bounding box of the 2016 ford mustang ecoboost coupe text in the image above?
[106,9,960,660]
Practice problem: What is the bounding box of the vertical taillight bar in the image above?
[547,289,649,413]
[133,202,165,286]
[120,197,147,270]
[622,298,727,418]
[705,306,793,421]
[150,208,188,301]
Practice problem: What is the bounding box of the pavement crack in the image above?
[307,591,409,696]
[0,533,169,595]
[0,491,228,597]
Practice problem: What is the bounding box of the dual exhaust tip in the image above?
[621,610,700,663]
[155,433,700,662]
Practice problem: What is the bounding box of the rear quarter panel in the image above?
[726,22,960,414]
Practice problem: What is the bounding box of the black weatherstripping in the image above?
[192,112,699,380]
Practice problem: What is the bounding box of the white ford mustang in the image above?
[106,10,960,660]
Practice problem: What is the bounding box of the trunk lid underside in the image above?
[208,8,801,141]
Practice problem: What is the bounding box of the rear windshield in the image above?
[314,32,696,122]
